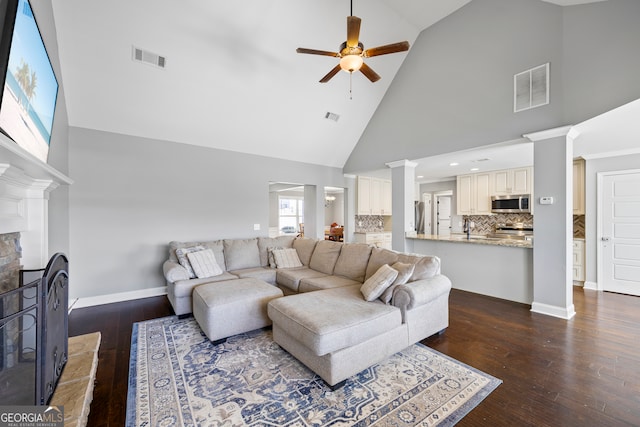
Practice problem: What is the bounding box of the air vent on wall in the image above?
[325,112,340,122]
[132,46,166,69]
[514,63,549,112]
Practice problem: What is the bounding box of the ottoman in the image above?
[193,277,284,342]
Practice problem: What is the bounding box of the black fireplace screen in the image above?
[0,253,69,405]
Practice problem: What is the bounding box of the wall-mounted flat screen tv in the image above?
[0,0,58,163]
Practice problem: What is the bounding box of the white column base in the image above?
[531,302,576,319]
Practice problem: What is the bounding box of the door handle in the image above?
[601,237,611,242]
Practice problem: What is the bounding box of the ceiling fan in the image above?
[296,1,410,84]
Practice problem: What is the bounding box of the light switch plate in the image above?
[253,224,260,230]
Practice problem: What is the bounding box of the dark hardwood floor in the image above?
[68,287,640,427]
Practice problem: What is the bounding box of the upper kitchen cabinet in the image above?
[492,167,532,196]
[357,176,392,215]
[573,159,585,215]
[456,172,492,215]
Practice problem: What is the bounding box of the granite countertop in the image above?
[407,233,533,248]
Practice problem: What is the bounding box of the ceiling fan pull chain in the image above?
[349,72,353,100]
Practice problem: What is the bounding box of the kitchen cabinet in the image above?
[456,172,492,215]
[573,159,585,215]
[354,232,392,250]
[357,176,392,215]
[492,167,532,196]
[572,239,585,281]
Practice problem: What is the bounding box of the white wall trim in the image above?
[582,147,640,160]
[386,159,418,169]
[583,281,598,291]
[531,302,576,319]
[523,125,573,142]
[69,286,167,311]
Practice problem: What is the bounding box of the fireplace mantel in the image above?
[0,135,73,269]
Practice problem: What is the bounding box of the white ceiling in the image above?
[51,0,618,176]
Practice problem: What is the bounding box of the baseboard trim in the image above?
[69,286,167,311]
[583,281,598,291]
[531,302,576,320]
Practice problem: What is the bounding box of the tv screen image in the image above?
[0,0,57,163]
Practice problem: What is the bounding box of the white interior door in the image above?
[437,196,451,236]
[600,171,640,295]
[423,194,432,235]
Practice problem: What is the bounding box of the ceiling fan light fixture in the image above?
[339,54,363,72]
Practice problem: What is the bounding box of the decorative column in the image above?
[524,126,575,319]
[386,160,417,253]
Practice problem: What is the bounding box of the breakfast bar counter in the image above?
[406,233,533,304]
[408,233,533,248]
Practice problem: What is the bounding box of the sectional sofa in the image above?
[162,236,452,387]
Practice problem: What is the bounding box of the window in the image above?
[279,196,303,234]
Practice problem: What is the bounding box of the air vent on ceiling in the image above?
[325,112,340,122]
[132,46,166,69]
[514,63,549,112]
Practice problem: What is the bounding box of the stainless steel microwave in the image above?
[491,194,531,213]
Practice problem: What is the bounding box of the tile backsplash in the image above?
[463,213,533,234]
[355,215,386,232]
[573,215,585,238]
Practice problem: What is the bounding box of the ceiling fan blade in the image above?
[319,64,342,83]
[360,62,381,83]
[296,48,340,57]
[364,41,410,58]
[347,16,361,48]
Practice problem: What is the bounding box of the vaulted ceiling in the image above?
[51,0,608,170]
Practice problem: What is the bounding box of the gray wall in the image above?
[68,127,345,299]
[584,153,640,287]
[562,0,640,124]
[344,0,640,174]
[30,2,70,258]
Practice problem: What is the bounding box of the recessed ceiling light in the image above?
[417,175,424,179]
[470,167,480,171]
[449,162,459,166]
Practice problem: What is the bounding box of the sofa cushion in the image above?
[397,254,441,281]
[170,240,226,272]
[228,267,277,285]
[272,248,303,268]
[267,285,402,355]
[276,267,327,293]
[187,249,223,279]
[332,243,372,283]
[172,272,239,298]
[298,275,361,293]
[365,248,399,281]
[309,240,342,275]
[293,238,318,266]
[223,238,260,271]
[258,236,296,267]
[380,262,415,304]
[360,264,398,301]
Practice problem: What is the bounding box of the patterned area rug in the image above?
[126,316,501,426]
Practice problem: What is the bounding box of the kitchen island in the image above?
[407,234,533,304]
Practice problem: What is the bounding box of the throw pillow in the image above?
[272,248,303,268]
[186,249,223,279]
[379,262,415,304]
[175,245,205,278]
[267,246,283,268]
[360,264,398,302]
